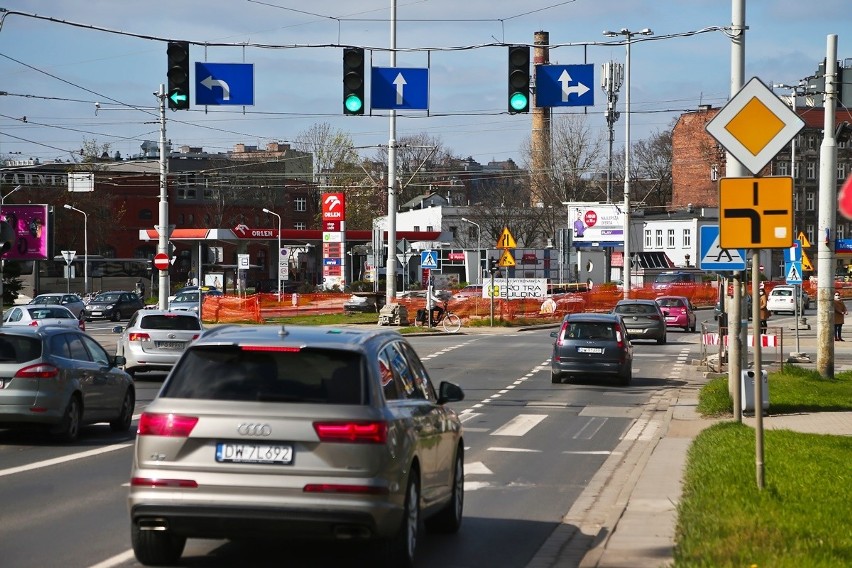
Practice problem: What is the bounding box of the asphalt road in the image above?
[0,309,727,568]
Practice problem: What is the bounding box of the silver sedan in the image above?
[113,310,202,377]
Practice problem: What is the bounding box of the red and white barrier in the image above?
[702,333,778,347]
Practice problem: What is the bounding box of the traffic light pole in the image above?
[157,84,171,309]
[385,0,398,307]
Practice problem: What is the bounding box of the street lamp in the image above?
[460,217,481,283]
[0,185,23,326]
[262,207,282,302]
[603,27,653,299]
[64,204,88,297]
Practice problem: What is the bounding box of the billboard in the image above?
[567,203,624,246]
[321,193,345,221]
[0,204,48,260]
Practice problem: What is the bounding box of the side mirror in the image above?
[437,381,465,404]
[113,354,126,367]
[550,331,557,338]
[112,325,124,334]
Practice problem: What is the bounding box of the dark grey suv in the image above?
[612,299,667,344]
[129,324,465,568]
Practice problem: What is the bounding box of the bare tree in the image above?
[372,133,457,205]
[631,125,674,208]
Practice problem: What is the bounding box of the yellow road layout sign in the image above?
[719,176,793,249]
[498,249,515,267]
[496,227,517,249]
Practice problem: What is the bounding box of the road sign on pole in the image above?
[535,64,594,107]
[699,225,746,270]
[61,250,77,266]
[371,67,429,110]
[719,177,793,249]
[153,253,169,271]
[195,63,255,106]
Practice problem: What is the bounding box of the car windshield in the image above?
[33,296,63,305]
[139,315,201,330]
[564,322,616,340]
[0,335,42,363]
[173,292,199,303]
[162,346,366,405]
[655,274,682,284]
[615,304,658,315]
[28,308,74,319]
[95,294,121,303]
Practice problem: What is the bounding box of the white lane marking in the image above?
[562,450,617,455]
[0,442,133,478]
[573,416,607,440]
[465,461,494,475]
[88,549,136,568]
[487,446,541,453]
[464,481,491,491]
[490,414,547,437]
[459,412,481,422]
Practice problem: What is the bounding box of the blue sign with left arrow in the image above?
[195,63,254,106]
[371,67,429,110]
[535,64,595,107]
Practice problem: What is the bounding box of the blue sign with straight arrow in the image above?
[371,67,429,110]
[195,63,254,106]
[535,64,595,107]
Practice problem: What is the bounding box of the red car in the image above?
[655,295,697,333]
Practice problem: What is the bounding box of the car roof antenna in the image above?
[278,324,288,337]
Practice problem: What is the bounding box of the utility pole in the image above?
[385,0,398,306]
[601,61,623,284]
[157,84,171,310]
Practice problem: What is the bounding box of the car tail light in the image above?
[556,320,570,346]
[128,332,151,342]
[15,364,59,379]
[616,329,625,347]
[303,484,389,495]
[28,321,40,327]
[131,477,198,488]
[78,319,85,331]
[313,421,387,444]
[138,413,198,437]
[191,334,200,340]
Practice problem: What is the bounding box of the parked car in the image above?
[652,271,705,292]
[550,313,633,385]
[655,295,697,332]
[113,310,202,377]
[767,285,808,314]
[452,285,483,300]
[343,293,381,313]
[168,288,223,315]
[83,291,144,321]
[3,305,85,331]
[612,299,667,344]
[129,325,465,568]
[0,326,134,441]
[167,285,220,305]
[29,293,86,318]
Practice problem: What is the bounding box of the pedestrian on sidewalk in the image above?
[759,288,770,335]
[834,293,848,341]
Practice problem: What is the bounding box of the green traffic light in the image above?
[509,92,528,112]
[345,94,363,113]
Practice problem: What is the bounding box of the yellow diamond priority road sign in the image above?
[706,77,805,175]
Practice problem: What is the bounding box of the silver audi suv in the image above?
[128,324,465,568]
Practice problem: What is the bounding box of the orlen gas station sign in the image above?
[322,193,345,221]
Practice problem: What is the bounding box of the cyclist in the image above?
[429,289,451,323]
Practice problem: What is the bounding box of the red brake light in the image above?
[15,364,59,379]
[28,321,39,327]
[303,484,389,495]
[138,413,198,437]
[128,332,151,342]
[313,421,387,444]
[130,477,198,488]
[242,345,301,352]
[556,320,570,346]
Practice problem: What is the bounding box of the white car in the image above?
[766,285,807,314]
[29,293,86,318]
[3,305,85,330]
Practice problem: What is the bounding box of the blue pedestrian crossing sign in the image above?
[785,261,803,284]
[420,250,438,269]
[699,225,746,271]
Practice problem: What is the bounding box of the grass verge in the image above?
[677,366,852,567]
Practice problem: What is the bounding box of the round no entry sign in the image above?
[153,253,169,270]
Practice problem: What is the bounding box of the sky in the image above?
[1,0,851,168]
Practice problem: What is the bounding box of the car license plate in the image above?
[92,311,102,316]
[155,341,186,350]
[215,443,293,465]
[577,347,603,354]
[666,316,677,321]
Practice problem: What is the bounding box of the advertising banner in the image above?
[484,278,548,299]
[1,204,48,260]
[568,203,624,246]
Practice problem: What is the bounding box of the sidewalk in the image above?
[572,332,852,568]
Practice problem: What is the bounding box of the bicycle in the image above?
[413,301,461,333]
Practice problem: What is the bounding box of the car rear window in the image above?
[140,315,201,330]
[772,289,793,297]
[615,304,658,315]
[563,322,616,340]
[657,298,685,308]
[161,346,366,405]
[28,307,74,319]
[0,335,42,363]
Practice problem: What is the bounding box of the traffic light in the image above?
[508,45,530,113]
[167,41,190,110]
[343,47,365,115]
[489,257,498,274]
[0,220,15,254]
